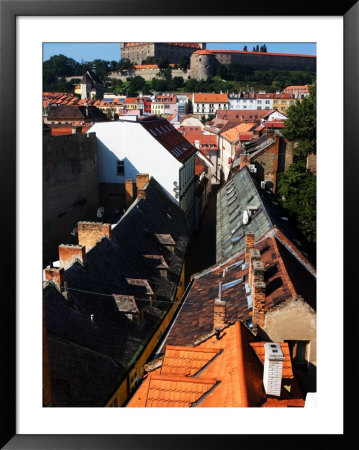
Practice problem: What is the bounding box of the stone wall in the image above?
[109,68,191,82]
[43,131,100,265]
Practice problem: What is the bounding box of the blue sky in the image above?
[43,42,316,62]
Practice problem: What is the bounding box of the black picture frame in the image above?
[1,0,356,448]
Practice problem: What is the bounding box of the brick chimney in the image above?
[263,343,285,396]
[248,247,261,287]
[136,174,149,200]
[125,179,134,208]
[213,282,226,331]
[245,232,255,264]
[58,244,86,269]
[44,266,65,291]
[78,221,111,252]
[136,173,149,191]
[252,281,266,329]
[239,154,250,170]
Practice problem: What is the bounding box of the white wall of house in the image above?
[179,117,204,128]
[219,136,233,180]
[193,102,228,116]
[256,98,273,110]
[88,121,182,201]
[262,110,288,122]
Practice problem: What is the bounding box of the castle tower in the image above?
[190,49,215,81]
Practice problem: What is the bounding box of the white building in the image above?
[88,116,197,233]
[192,93,229,118]
[228,93,274,110]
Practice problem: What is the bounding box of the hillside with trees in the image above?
[43,54,316,95]
[276,84,316,252]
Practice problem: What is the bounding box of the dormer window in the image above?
[117,160,125,175]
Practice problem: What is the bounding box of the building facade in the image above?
[120,42,206,65]
[88,117,197,234]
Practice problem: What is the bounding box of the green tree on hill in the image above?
[277,83,316,244]
[178,55,190,71]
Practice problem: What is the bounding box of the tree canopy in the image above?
[277,83,316,245]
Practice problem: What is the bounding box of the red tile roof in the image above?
[217,110,275,122]
[266,122,285,129]
[178,126,203,135]
[127,322,304,408]
[162,231,316,350]
[208,49,315,58]
[194,93,229,104]
[193,49,213,55]
[161,345,221,377]
[239,132,254,141]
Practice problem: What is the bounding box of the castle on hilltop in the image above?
[115,43,316,81]
[120,43,206,65]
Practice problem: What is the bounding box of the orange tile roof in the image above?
[220,123,255,142]
[161,345,221,377]
[193,49,213,55]
[209,49,315,58]
[194,93,229,104]
[127,322,304,408]
[137,374,217,407]
[239,132,254,141]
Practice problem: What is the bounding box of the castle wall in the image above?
[213,52,316,72]
[109,68,191,82]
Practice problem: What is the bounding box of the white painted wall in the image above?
[219,135,232,180]
[263,110,288,121]
[88,121,182,201]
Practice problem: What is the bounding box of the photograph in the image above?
[2,2,354,447]
[42,41,317,409]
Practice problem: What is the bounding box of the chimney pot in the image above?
[59,244,86,269]
[77,221,111,252]
[136,173,150,191]
[245,232,255,264]
[213,297,226,331]
[125,179,134,208]
[263,343,285,396]
[44,267,65,292]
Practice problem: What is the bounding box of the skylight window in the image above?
[228,196,237,206]
[231,234,244,244]
[247,295,253,308]
[149,128,157,136]
[247,195,254,203]
[231,223,242,235]
[225,259,244,272]
[222,277,244,290]
[229,210,241,222]
[227,187,235,195]
[226,181,234,190]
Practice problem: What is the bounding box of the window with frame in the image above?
[117,160,125,175]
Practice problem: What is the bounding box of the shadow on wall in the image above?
[96,141,142,222]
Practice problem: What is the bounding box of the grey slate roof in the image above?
[216,166,311,263]
[44,177,188,406]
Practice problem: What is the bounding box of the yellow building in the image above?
[273,94,296,113]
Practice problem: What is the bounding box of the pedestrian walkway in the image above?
[185,184,219,285]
